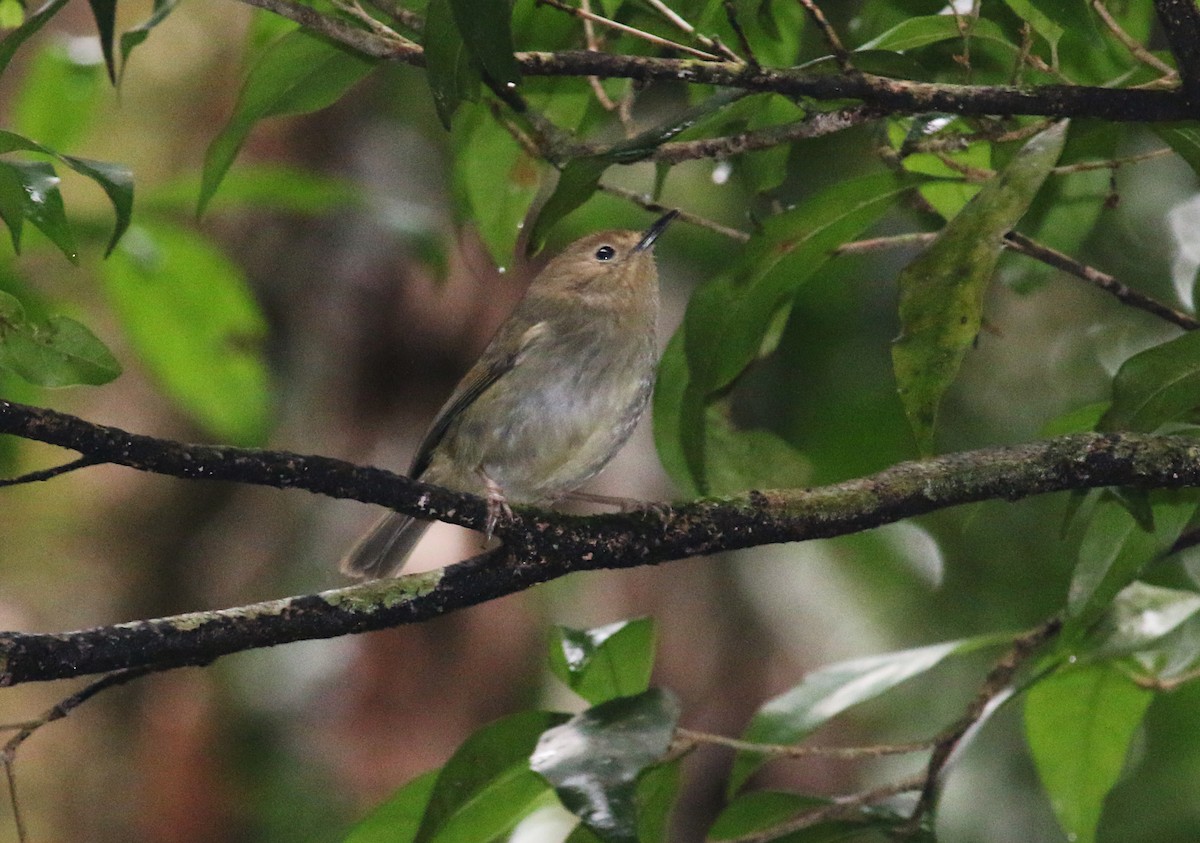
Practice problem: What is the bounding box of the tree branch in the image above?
[515,52,1196,122]
[4,399,1200,684]
[220,0,1200,124]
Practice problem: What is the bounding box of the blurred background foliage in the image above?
[2,0,1200,841]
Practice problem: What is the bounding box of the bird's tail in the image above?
[339,512,431,579]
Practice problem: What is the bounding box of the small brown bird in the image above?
[341,210,677,579]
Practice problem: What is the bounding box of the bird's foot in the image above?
[481,475,514,541]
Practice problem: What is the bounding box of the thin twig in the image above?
[676,727,932,759]
[797,0,850,70]
[834,232,936,255]
[361,0,423,33]
[1003,231,1200,331]
[331,0,405,43]
[1127,664,1200,691]
[0,456,97,488]
[3,668,154,843]
[908,619,1062,826]
[723,0,758,69]
[236,0,419,57]
[598,183,751,241]
[580,0,618,110]
[642,0,743,63]
[1094,0,1178,79]
[729,775,926,843]
[1051,147,1173,174]
[537,0,722,61]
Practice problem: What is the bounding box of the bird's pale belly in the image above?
[425,349,654,503]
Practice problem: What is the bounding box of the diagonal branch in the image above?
[5,399,1200,684]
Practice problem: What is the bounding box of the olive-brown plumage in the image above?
[340,211,675,578]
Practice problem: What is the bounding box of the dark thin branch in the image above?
[909,618,1063,825]
[1003,231,1200,331]
[796,0,850,71]
[4,399,1200,684]
[0,456,96,488]
[1154,0,1200,104]
[3,667,154,842]
[723,0,757,70]
[730,775,926,843]
[516,52,1197,122]
[219,0,1200,124]
[236,0,419,57]
[833,230,1198,333]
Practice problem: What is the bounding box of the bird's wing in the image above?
[408,320,549,479]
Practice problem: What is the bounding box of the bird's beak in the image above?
[633,209,679,253]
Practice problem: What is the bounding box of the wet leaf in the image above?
[548,618,656,705]
[531,689,680,843]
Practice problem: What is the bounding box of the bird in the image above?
[340,210,677,579]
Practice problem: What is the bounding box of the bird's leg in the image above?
[477,469,513,540]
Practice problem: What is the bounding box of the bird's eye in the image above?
[594,245,616,262]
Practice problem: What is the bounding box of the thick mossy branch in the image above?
[3,399,1200,684]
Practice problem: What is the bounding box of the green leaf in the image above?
[0,164,25,252]
[199,29,378,213]
[1040,401,1108,437]
[686,171,912,398]
[1066,496,1195,633]
[1000,0,1065,52]
[1032,0,1102,47]
[633,758,680,843]
[0,0,70,76]
[527,90,745,251]
[892,121,1067,454]
[526,156,610,254]
[100,223,272,444]
[118,0,180,81]
[0,130,133,255]
[0,0,22,28]
[344,769,438,843]
[728,635,1008,795]
[450,102,542,269]
[857,15,1017,54]
[656,172,912,495]
[85,0,117,82]
[1024,664,1153,843]
[1155,124,1200,181]
[447,0,518,88]
[11,39,105,151]
[548,618,656,705]
[424,0,481,128]
[699,405,810,496]
[1085,581,1200,661]
[149,164,362,216]
[0,159,77,262]
[414,710,567,843]
[0,289,121,386]
[531,689,681,843]
[888,116,991,220]
[1099,330,1200,432]
[60,155,133,255]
